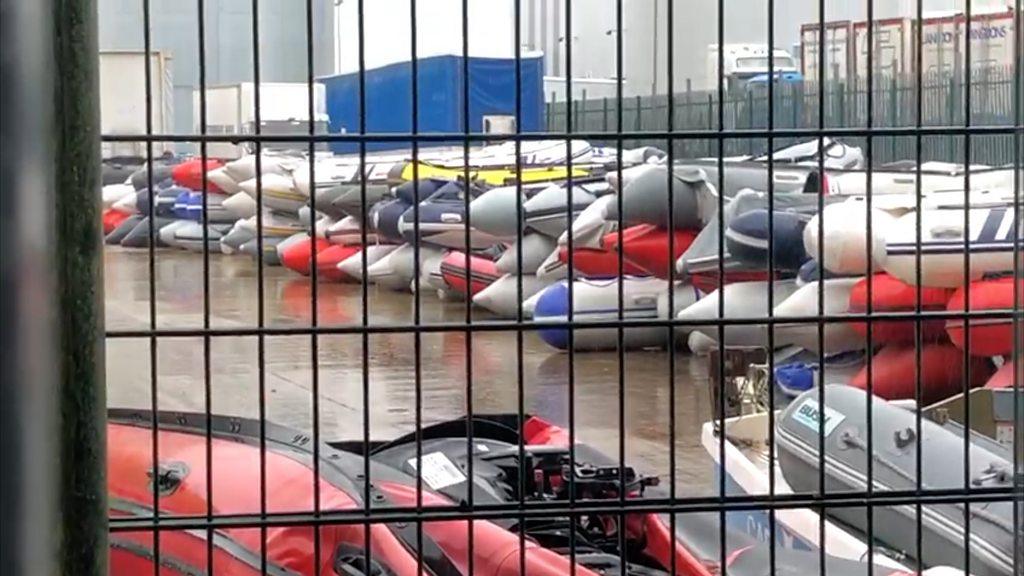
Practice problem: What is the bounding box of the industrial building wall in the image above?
[98,0,334,137]
[333,0,518,75]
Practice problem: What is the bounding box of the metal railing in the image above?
[548,67,1021,163]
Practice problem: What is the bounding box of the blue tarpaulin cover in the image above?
[320,54,544,152]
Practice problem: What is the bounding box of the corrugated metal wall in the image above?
[98,0,334,137]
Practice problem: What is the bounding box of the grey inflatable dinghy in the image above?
[619,166,717,229]
[105,214,145,245]
[779,385,1018,576]
[328,183,391,220]
[220,221,256,254]
[120,216,175,248]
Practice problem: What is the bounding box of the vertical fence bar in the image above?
[51,0,107,573]
[2,1,60,574]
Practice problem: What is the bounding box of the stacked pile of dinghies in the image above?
[700,159,1022,405]
[101,141,1020,407]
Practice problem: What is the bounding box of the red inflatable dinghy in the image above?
[946,276,1022,357]
[605,224,699,279]
[109,408,912,576]
[851,342,994,404]
[848,273,953,344]
[440,251,501,297]
[102,208,131,235]
[315,244,362,282]
[171,157,225,192]
[557,230,653,279]
[984,360,1021,389]
[280,236,332,277]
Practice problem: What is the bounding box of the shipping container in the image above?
[193,82,330,159]
[801,7,1020,85]
[918,9,1018,77]
[99,50,174,159]
[320,54,544,153]
[800,21,855,83]
[853,18,913,80]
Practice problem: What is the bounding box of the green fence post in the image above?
[603,96,609,134]
[948,76,958,160]
[580,89,588,135]
[890,74,899,163]
[707,93,714,157]
[635,94,642,147]
[838,81,846,129]
[685,78,692,157]
[747,89,754,154]
[52,0,107,574]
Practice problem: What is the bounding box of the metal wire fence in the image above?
[548,66,1021,163]
[92,1,1022,576]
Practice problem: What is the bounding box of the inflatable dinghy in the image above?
[314,244,362,282]
[219,220,256,254]
[102,209,131,235]
[121,216,175,248]
[558,242,650,278]
[773,278,866,355]
[107,408,916,576]
[882,207,1021,287]
[221,192,258,219]
[365,244,444,291]
[439,251,501,297]
[606,224,699,279]
[725,209,809,271]
[327,183,391,220]
[279,236,331,276]
[495,233,557,275]
[336,244,400,283]
[171,157,225,191]
[206,166,240,195]
[560,193,619,249]
[104,212,141,245]
[945,276,1022,357]
[521,183,598,238]
[779,385,1017,575]
[472,274,554,318]
[847,273,953,344]
[803,199,894,276]
[534,277,699,351]
[326,215,381,246]
[620,166,716,229]
[850,342,994,404]
[398,196,500,249]
[677,280,800,349]
[238,173,307,213]
[466,182,555,239]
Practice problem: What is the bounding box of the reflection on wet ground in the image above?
[105,248,715,495]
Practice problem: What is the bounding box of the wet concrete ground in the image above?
[104,248,716,496]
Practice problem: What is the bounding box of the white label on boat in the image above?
[406,452,466,490]
[792,398,845,437]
